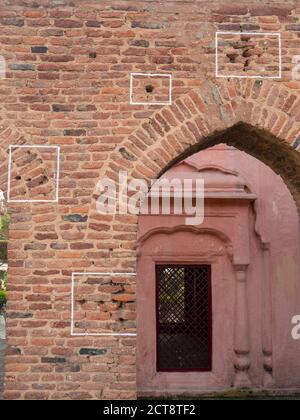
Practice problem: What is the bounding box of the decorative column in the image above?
[261,243,274,387]
[233,264,251,388]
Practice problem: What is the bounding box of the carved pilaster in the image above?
[261,243,274,387]
[233,265,251,388]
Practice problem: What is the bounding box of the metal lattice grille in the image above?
[156,265,212,372]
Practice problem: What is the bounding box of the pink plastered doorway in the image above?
[136,144,300,398]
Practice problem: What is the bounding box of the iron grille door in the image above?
[156,265,212,372]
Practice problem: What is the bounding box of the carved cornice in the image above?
[137,225,234,260]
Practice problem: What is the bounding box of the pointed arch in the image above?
[86,78,300,233]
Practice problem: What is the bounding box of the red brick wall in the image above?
[1,0,300,400]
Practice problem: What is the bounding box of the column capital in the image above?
[233,264,248,274]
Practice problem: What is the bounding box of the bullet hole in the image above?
[119,147,137,162]
[78,299,86,305]
[15,175,21,180]
[243,59,250,72]
[89,52,97,59]
[145,84,154,93]
[242,48,251,58]
[26,178,31,182]
[227,53,238,63]
[38,175,48,185]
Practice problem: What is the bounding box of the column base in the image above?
[263,372,274,388]
[263,352,274,387]
[234,371,252,389]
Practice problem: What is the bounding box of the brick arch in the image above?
[119,78,300,201]
[160,122,300,210]
[85,78,300,264]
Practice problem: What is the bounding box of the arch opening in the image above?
[157,122,300,215]
[136,136,300,397]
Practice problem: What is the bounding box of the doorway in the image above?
[156,265,212,372]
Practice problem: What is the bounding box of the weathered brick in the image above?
[9,64,35,71]
[64,129,86,136]
[249,5,292,16]
[52,104,75,112]
[54,19,83,28]
[41,357,66,364]
[1,18,24,26]
[62,214,88,223]
[24,392,49,400]
[70,243,94,250]
[131,21,166,30]
[86,21,103,28]
[212,5,248,15]
[79,348,107,356]
[35,233,59,241]
[31,46,48,53]
[285,24,300,31]
[8,312,33,319]
[24,243,47,251]
[129,39,149,48]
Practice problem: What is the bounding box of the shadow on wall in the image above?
[0,314,5,401]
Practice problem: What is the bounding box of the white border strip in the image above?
[71,272,137,337]
[7,144,61,203]
[215,31,282,80]
[130,72,172,106]
[0,55,6,80]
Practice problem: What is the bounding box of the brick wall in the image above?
[1,0,300,399]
